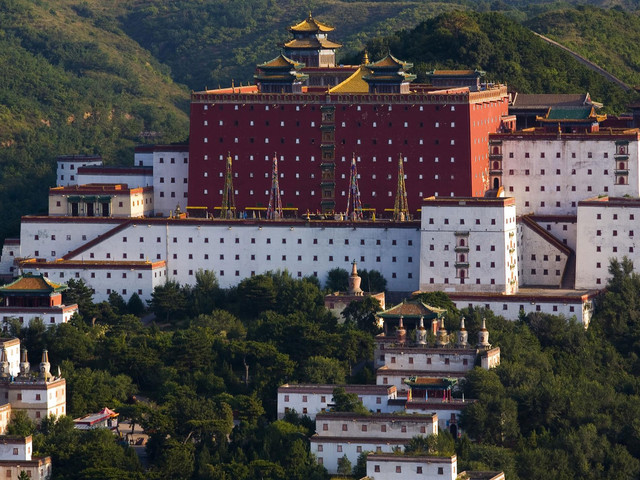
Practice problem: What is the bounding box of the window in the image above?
[342,424,348,431]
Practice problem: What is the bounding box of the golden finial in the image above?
[363,50,369,65]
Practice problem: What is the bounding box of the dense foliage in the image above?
[351,10,637,113]
[9,260,640,479]
[0,0,189,242]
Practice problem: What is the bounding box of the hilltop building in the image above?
[0,435,52,480]
[362,453,504,480]
[0,274,78,329]
[187,14,511,218]
[310,411,438,474]
[74,407,119,432]
[0,14,638,324]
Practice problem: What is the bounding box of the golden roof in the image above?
[257,54,304,70]
[284,38,342,49]
[0,274,65,293]
[329,66,372,94]
[368,53,412,70]
[290,14,334,33]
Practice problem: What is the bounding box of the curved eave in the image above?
[290,16,335,33]
[283,39,342,49]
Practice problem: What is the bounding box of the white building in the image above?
[48,184,154,218]
[150,146,190,217]
[364,454,458,480]
[76,166,153,188]
[56,155,102,187]
[419,196,518,294]
[576,196,640,289]
[20,260,167,304]
[310,412,438,475]
[277,384,397,419]
[10,217,421,293]
[492,129,640,217]
[0,435,52,480]
[363,453,505,480]
[1,349,66,422]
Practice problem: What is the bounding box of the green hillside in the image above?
[526,6,640,87]
[349,10,637,113]
[120,0,469,91]
[0,0,189,240]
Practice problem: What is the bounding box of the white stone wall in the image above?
[0,306,77,329]
[451,297,592,325]
[277,385,397,420]
[366,455,457,480]
[153,150,189,216]
[76,172,152,188]
[0,241,19,278]
[380,349,476,373]
[315,414,436,439]
[419,199,518,294]
[312,439,398,475]
[17,220,421,292]
[500,136,640,216]
[134,151,153,167]
[0,340,20,378]
[56,159,102,187]
[21,263,166,304]
[0,437,30,461]
[576,198,640,290]
[518,222,569,287]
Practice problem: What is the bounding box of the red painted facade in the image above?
[188,87,509,217]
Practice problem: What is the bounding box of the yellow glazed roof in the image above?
[329,66,371,94]
[290,14,335,33]
[258,54,304,69]
[284,38,342,49]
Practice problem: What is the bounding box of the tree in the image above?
[108,292,127,315]
[7,410,35,437]
[191,269,220,316]
[358,269,387,293]
[337,455,352,476]
[127,293,145,316]
[326,268,348,292]
[405,432,455,456]
[341,297,382,333]
[353,451,371,479]
[303,356,346,384]
[63,279,98,321]
[332,387,369,414]
[148,280,188,324]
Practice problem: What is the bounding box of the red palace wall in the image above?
[188,88,508,217]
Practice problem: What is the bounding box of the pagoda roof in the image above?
[367,53,413,70]
[405,376,459,389]
[257,53,305,70]
[0,274,66,295]
[329,66,371,94]
[511,93,601,109]
[538,106,606,123]
[284,37,342,50]
[377,299,445,319]
[290,14,335,33]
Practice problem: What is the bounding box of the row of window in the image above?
[427,278,498,285]
[429,245,497,252]
[427,218,503,225]
[511,151,610,159]
[206,154,453,163]
[209,119,457,128]
[428,260,497,268]
[157,157,188,164]
[158,191,188,198]
[204,136,458,146]
[203,104,457,112]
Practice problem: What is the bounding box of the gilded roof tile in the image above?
[290,14,334,33]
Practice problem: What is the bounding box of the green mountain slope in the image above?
[0,0,190,241]
[120,0,470,90]
[526,6,640,88]
[350,10,637,112]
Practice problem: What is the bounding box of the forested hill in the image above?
[349,11,637,114]
[526,6,640,88]
[0,0,189,241]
